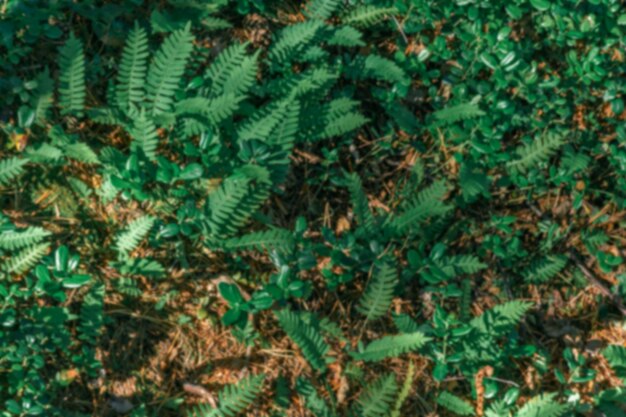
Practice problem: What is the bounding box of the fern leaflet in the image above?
[114,215,156,256]
[350,332,431,362]
[356,260,398,321]
[0,157,29,185]
[353,374,398,417]
[116,22,149,113]
[187,374,264,417]
[58,34,86,116]
[0,227,51,251]
[3,243,50,274]
[276,309,330,372]
[146,23,194,115]
[437,391,475,416]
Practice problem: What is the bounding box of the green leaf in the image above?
[58,33,86,116]
[530,0,551,11]
[350,332,431,362]
[437,391,475,416]
[63,274,91,289]
[0,157,29,185]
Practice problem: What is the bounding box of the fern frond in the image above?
[269,20,324,64]
[146,23,194,115]
[392,313,420,334]
[437,391,475,416]
[130,109,159,160]
[343,6,397,27]
[514,393,569,417]
[32,69,54,124]
[237,99,294,142]
[361,54,407,85]
[356,260,397,321]
[353,374,398,417]
[58,33,86,116]
[390,361,415,417]
[3,243,50,274]
[63,142,99,164]
[327,26,364,46]
[507,132,565,174]
[206,173,270,238]
[176,94,243,126]
[432,102,485,125]
[187,374,264,417]
[345,172,375,234]
[78,283,104,342]
[114,215,156,256]
[0,157,29,185]
[116,22,149,113]
[276,309,330,372]
[296,378,335,417]
[350,332,431,362]
[521,255,567,283]
[390,180,450,235]
[0,227,51,250]
[305,0,341,19]
[603,345,626,379]
[205,43,258,97]
[221,229,294,253]
[448,255,487,274]
[318,99,368,140]
[470,301,533,335]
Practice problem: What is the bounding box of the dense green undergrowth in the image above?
[2,0,626,416]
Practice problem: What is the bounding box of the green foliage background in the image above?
[1,0,626,416]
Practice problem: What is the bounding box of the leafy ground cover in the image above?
[2,0,626,416]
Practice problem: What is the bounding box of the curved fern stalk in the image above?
[356,260,398,321]
[305,0,342,19]
[350,332,431,362]
[343,6,397,27]
[436,391,475,416]
[187,374,265,417]
[205,43,259,97]
[390,361,415,417]
[221,228,295,253]
[507,132,565,174]
[352,374,398,417]
[276,309,330,372]
[58,33,86,116]
[130,109,159,160]
[146,22,194,116]
[514,393,569,417]
[345,172,375,235]
[116,22,150,113]
[3,243,50,274]
[114,215,156,257]
[0,227,51,250]
[0,157,29,185]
